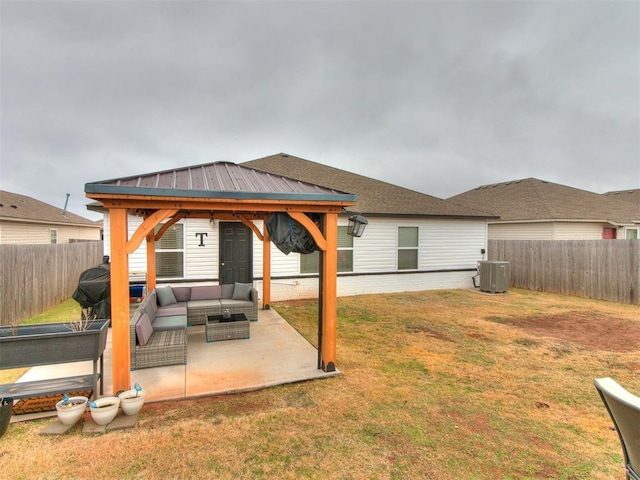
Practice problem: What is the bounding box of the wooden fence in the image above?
[489,239,640,304]
[0,241,104,326]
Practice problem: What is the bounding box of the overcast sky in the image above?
[1,0,638,221]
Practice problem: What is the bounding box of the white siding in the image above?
[251,220,302,278]
[103,212,488,300]
[253,270,476,302]
[353,217,486,272]
[489,221,618,240]
[0,220,100,244]
[553,222,610,240]
[353,218,397,272]
[488,223,555,240]
[422,218,486,269]
[184,219,218,279]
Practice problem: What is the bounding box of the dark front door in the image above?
[219,222,252,284]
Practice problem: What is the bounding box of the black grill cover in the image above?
[266,213,319,255]
[72,262,111,319]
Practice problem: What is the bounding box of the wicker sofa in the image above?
[182,283,259,325]
[129,283,258,369]
[129,290,188,370]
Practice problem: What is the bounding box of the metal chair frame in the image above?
[594,377,640,480]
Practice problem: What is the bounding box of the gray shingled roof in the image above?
[85,160,355,203]
[0,190,97,226]
[243,153,494,218]
[448,178,640,224]
[604,189,640,206]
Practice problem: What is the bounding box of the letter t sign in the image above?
[195,232,208,246]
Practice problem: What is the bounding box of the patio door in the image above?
[219,222,252,284]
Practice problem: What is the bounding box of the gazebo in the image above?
[85,161,357,394]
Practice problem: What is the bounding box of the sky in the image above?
[1,0,639,221]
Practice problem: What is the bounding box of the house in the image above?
[604,189,640,239]
[93,153,496,302]
[448,178,640,240]
[0,190,101,244]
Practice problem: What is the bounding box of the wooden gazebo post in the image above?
[109,208,131,392]
[321,213,338,371]
[146,232,156,292]
[262,227,271,309]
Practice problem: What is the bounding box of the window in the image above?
[50,229,58,244]
[398,226,418,270]
[627,229,639,240]
[155,223,184,278]
[300,226,353,274]
[337,226,354,272]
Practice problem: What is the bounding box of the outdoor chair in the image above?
[594,377,640,480]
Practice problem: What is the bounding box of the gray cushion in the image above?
[152,315,187,331]
[220,299,252,308]
[156,286,177,307]
[172,286,191,303]
[232,283,252,301]
[221,284,234,299]
[143,293,158,320]
[135,313,153,346]
[187,299,221,309]
[156,302,187,317]
[191,285,221,301]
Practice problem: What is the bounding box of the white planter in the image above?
[89,397,120,425]
[55,396,88,426]
[118,389,146,415]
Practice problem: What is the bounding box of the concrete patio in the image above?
[12,308,340,420]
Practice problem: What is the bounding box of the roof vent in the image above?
[11,205,17,209]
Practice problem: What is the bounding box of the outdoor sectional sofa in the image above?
[129,283,259,369]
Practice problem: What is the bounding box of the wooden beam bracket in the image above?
[126,209,178,254]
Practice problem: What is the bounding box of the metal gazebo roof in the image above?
[86,161,356,204]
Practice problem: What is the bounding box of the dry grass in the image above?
[1,288,637,479]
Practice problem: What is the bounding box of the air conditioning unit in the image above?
[478,261,510,293]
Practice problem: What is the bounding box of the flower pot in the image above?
[55,396,88,425]
[0,397,12,438]
[89,397,120,425]
[118,389,146,416]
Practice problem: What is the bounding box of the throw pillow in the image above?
[232,282,252,301]
[156,286,177,307]
[135,314,153,346]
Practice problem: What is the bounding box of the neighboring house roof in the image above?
[0,190,97,226]
[243,153,495,218]
[604,189,640,206]
[85,160,356,204]
[448,178,640,225]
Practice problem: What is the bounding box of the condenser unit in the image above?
[478,261,510,293]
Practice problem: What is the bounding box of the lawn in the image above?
[0,288,637,479]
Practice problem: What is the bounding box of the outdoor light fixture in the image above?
[347,214,368,238]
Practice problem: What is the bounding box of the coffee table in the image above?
[205,313,250,342]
